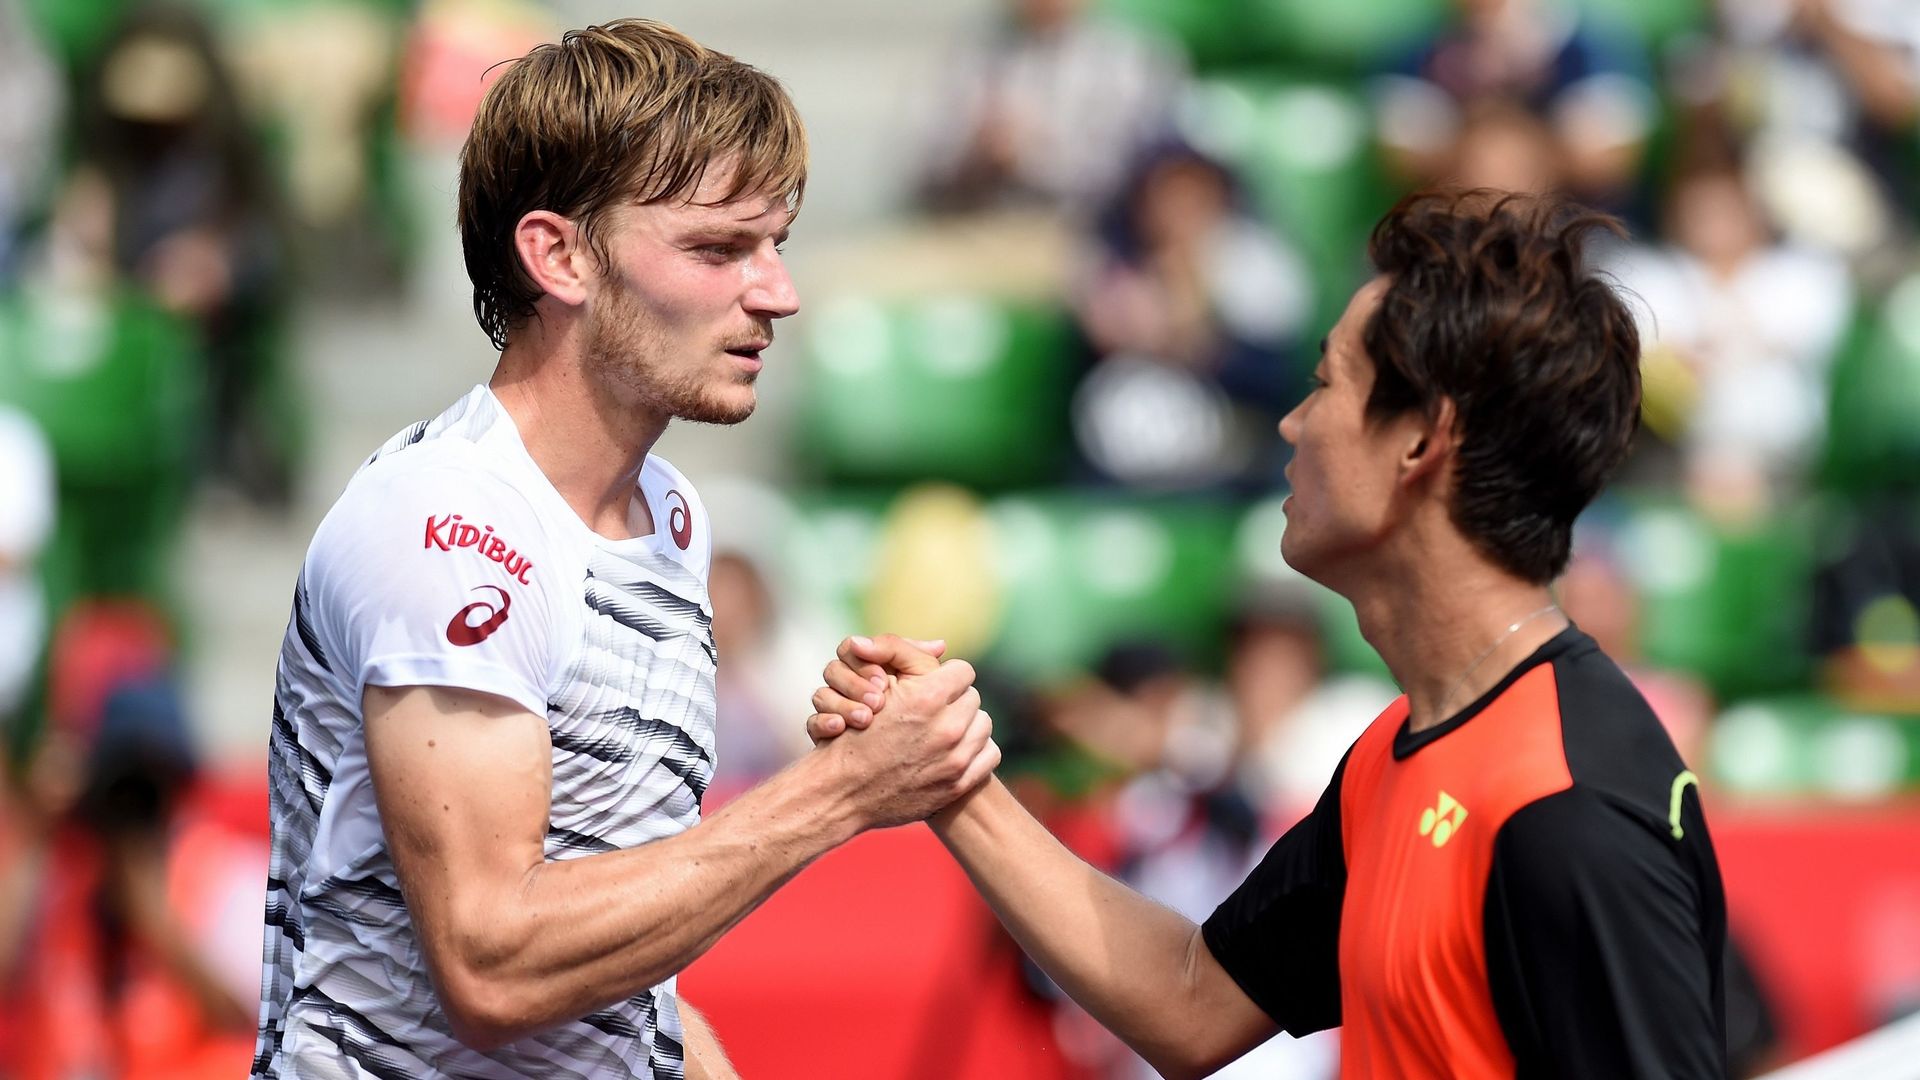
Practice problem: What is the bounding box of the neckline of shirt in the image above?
[473,384,669,555]
[1390,625,1594,761]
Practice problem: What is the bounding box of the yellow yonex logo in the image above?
[1418,791,1469,848]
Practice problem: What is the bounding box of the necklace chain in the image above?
[1435,604,1561,718]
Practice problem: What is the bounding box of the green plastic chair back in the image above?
[1231,493,1390,678]
[1100,0,1251,70]
[22,0,128,71]
[985,494,1241,681]
[0,286,204,605]
[1709,695,1920,798]
[797,294,1076,489]
[1616,497,1815,701]
[1245,0,1448,74]
[1822,276,1920,495]
[789,490,1239,683]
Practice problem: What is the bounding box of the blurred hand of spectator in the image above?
[1791,0,1920,133]
[143,226,234,318]
[1705,0,1918,254]
[1069,145,1311,490]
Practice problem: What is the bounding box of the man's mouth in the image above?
[725,341,769,361]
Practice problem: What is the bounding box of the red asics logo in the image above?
[446,585,511,646]
[666,490,693,550]
[424,513,534,584]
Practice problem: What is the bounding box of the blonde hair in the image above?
[458,19,808,349]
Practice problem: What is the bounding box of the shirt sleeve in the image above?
[1200,751,1350,1036]
[1483,784,1726,1079]
[305,450,562,717]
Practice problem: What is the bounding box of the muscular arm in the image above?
[928,779,1277,1079]
[367,671,990,1051]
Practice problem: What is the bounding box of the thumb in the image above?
[849,633,943,676]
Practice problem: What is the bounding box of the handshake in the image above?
[801,634,1001,830]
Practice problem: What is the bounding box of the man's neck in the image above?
[489,336,670,541]
[1340,531,1565,734]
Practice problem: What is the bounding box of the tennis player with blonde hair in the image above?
[253,21,996,1078]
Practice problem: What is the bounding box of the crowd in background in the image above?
[0,0,1916,1076]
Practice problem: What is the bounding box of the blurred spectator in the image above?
[1070,144,1312,491]
[67,3,294,505]
[1811,501,1920,712]
[1074,641,1343,1079]
[0,605,253,1078]
[912,0,1186,215]
[1224,594,1395,818]
[1606,142,1854,519]
[1373,0,1656,207]
[1688,0,1919,261]
[0,405,55,727]
[0,0,61,282]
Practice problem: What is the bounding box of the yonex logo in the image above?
[1418,790,1469,848]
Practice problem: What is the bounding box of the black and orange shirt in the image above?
[1203,628,1726,1078]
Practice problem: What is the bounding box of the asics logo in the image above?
[665,490,693,550]
[446,585,511,646]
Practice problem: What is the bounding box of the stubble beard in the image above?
[586,281,759,427]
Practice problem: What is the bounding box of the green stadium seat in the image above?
[984,493,1241,681]
[1099,0,1250,70]
[1243,0,1448,74]
[796,294,1077,489]
[790,490,1240,683]
[1615,497,1816,702]
[1231,493,1391,678]
[1709,695,1920,798]
[0,285,205,609]
[22,0,128,70]
[1821,275,1920,495]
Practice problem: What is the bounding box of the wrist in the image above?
[928,775,998,841]
[784,743,871,846]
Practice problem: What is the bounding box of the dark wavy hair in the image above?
[1363,189,1642,584]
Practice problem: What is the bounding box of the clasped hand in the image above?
[805,634,999,828]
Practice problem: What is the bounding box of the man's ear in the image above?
[1401,396,1458,485]
[512,210,593,311]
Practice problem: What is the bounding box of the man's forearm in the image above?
[928,778,1261,1077]
[427,751,861,1048]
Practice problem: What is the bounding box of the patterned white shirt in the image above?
[253,385,718,1078]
